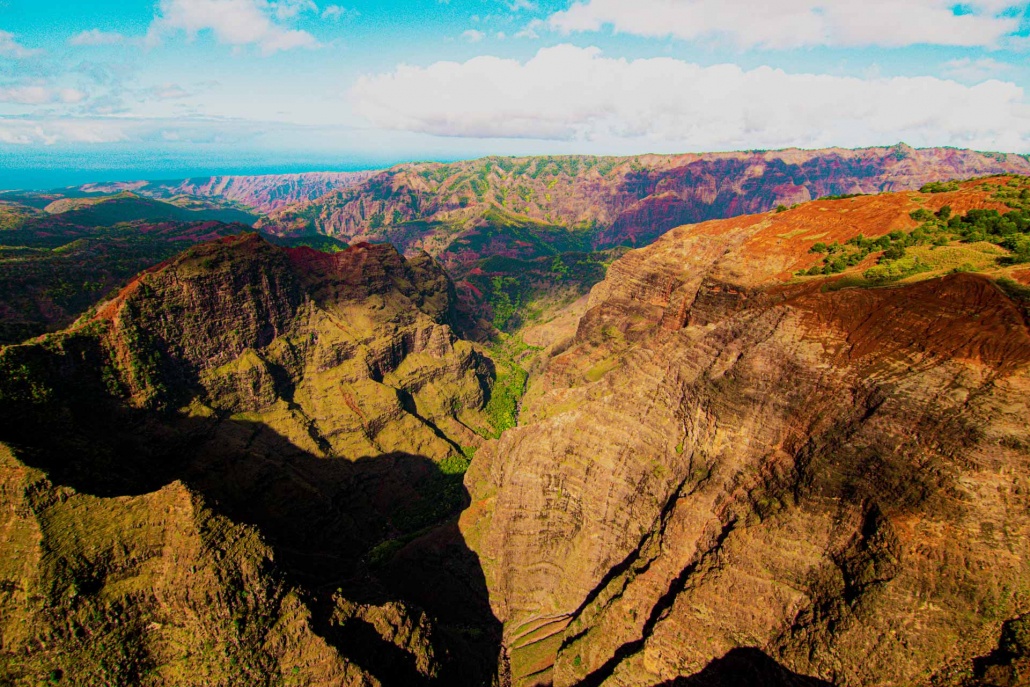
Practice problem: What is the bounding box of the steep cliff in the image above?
[5,174,1030,686]
[462,176,1030,686]
[0,234,503,686]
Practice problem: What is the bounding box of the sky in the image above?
[1,0,1030,187]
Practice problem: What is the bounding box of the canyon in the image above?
[0,160,1029,686]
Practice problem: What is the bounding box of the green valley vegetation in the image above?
[482,337,534,438]
[265,235,349,252]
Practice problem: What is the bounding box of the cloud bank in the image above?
[150,0,320,54]
[350,45,1030,152]
[545,0,1028,49]
[0,30,39,58]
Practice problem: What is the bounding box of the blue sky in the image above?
[1,0,1029,187]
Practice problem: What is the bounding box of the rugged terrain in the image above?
[0,192,356,344]
[461,175,1030,686]
[256,146,1030,335]
[4,147,1028,345]
[2,166,1030,686]
[0,235,505,685]
[73,172,378,214]
[258,146,1030,252]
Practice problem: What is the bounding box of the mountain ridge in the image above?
[0,234,505,685]
[258,145,1030,250]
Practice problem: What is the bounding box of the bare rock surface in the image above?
[462,177,1030,687]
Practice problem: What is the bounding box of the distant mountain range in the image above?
[2,171,377,214]
[257,145,1030,251]
[254,145,1030,332]
[2,145,1029,342]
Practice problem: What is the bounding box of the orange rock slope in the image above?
[462,176,1030,686]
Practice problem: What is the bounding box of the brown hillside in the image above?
[462,176,1030,687]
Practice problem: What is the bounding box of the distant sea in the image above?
[0,161,396,191]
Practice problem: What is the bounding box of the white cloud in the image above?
[0,86,87,105]
[68,29,127,46]
[146,83,193,99]
[943,57,1014,82]
[0,30,39,58]
[515,22,542,39]
[321,4,349,20]
[462,29,486,42]
[150,0,319,55]
[0,118,130,145]
[0,86,52,105]
[60,89,88,103]
[272,0,317,19]
[545,0,1026,49]
[0,115,333,150]
[350,45,1030,152]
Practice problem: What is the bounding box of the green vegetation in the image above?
[266,235,349,252]
[803,231,911,276]
[447,205,613,333]
[919,180,960,193]
[584,356,620,383]
[482,338,531,437]
[0,201,38,230]
[800,178,1030,286]
[485,364,527,436]
[0,220,242,344]
[947,207,1030,263]
[550,255,570,279]
[997,276,1030,305]
[862,254,930,283]
[44,192,258,226]
[390,447,477,534]
[490,276,521,330]
[820,192,865,201]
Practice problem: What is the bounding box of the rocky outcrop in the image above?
[0,234,502,685]
[5,175,1030,686]
[462,177,1030,686]
[0,218,250,345]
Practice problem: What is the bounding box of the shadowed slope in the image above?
[658,648,833,687]
[0,234,503,686]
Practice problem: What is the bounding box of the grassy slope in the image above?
[795,176,1030,290]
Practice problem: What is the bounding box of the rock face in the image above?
[258,146,1030,253]
[0,234,502,685]
[461,178,1030,686]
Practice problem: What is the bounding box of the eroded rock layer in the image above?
[462,178,1030,686]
